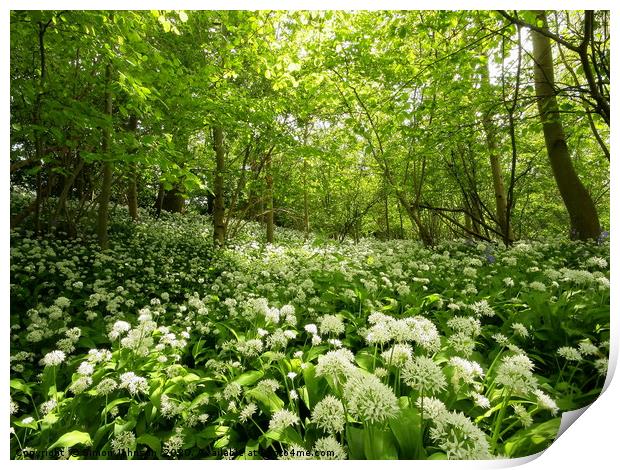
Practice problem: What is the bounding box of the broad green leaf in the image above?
[48,431,92,450]
[363,425,399,460]
[503,418,561,458]
[233,370,264,386]
[137,434,161,456]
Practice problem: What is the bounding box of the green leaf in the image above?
[355,351,375,371]
[503,418,561,458]
[48,430,92,450]
[102,398,131,418]
[388,405,425,459]
[246,388,284,413]
[263,427,304,446]
[233,370,264,386]
[13,417,38,430]
[363,425,399,460]
[346,425,365,460]
[179,11,188,22]
[137,434,161,456]
[10,379,32,395]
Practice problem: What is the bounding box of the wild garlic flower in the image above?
[447,333,476,357]
[594,358,608,377]
[373,367,388,379]
[256,379,281,393]
[304,324,318,335]
[69,376,92,394]
[381,343,412,367]
[557,347,582,362]
[111,431,136,455]
[77,361,94,376]
[163,434,184,456]
[160,394,184,418]
[449,357,484,387]
[429,411,491,460]
[109,321,131,341]
[401,356,447,395]
[88,349,112,364]
[237,339,263,358]
[119,372,149,395]
[533,390,559,415]
[470,300,495,318]
[40,399,57,415]
[343,371,399,425]
[311,395,345,434]
[511,323,529,339]
[495,354,537,395]
[281,305,296,325]
[239,403,257,423]
[315,349,356,380]
[471,393,490,409]
[223,382,242,400]
[405,316,441,352]
[269,409,300,432]
[578,340,599,356]
[512,404,533,427]
[447,316,481,338]
[312,436,347,460]
[319,315,345,336]
[41,350,66,367]
[96,378,118,395]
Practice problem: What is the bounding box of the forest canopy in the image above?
[10,9,610,245]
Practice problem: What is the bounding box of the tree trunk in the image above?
[303,158,310,238]
[383,181,390,239]
[50,158,84,231]
[480,59,514,244]
[531,11,601,240]
[97,62,114,250]
[154,182,165,218]
[212,127,226,247]
[265,150,274,244]
[126,115,139,221]
[33,20,50,235]
[161,185,185,213]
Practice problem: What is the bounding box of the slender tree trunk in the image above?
[97,62,114,250]
[33,20,51,235]
[212,127,226,247]
[531,11,601,240]
[50,158,84,231]
[155,182,165,218]
[480,59,514,244]
[126,115,139,221]
[383,181,390,239]
[303,158,310,238]
[265,150,274,244]
[397,199,404,238]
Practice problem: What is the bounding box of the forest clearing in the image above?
[9,9,610,461]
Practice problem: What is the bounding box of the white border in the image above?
[3,2,618,469]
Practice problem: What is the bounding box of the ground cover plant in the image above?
[9,8,610,461]
[9,208,609,459]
